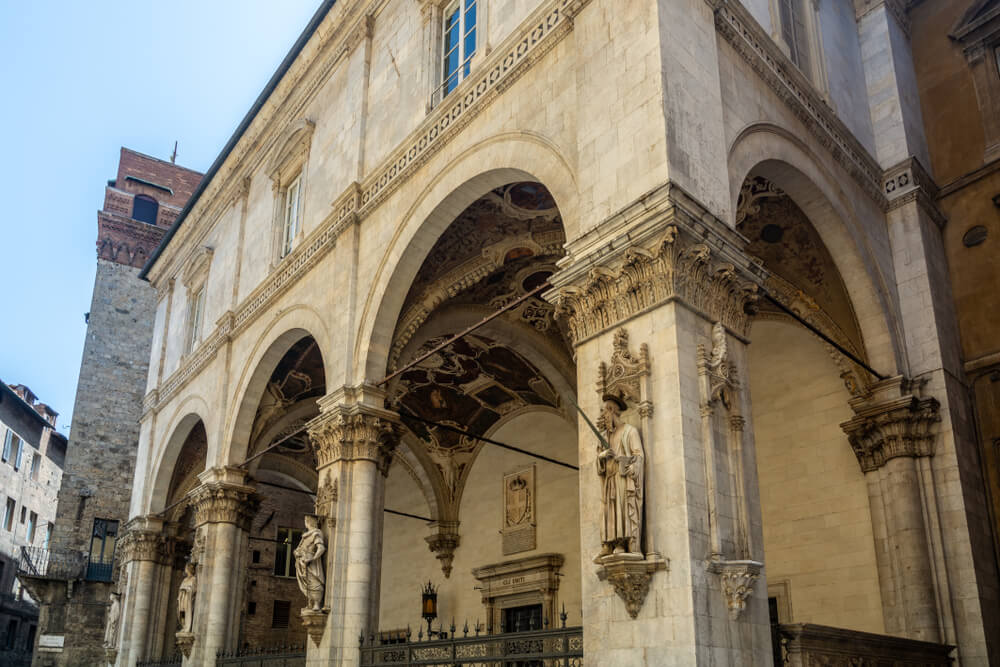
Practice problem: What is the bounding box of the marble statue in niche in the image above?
[295,514,326,610]
[177,561,197,633]
[597,395,645,556]
[103,591,121,649]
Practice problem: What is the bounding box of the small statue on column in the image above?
[103,591,121,649]
[177,561,197,633]
[597,395,645,557]
[295,514,326,611]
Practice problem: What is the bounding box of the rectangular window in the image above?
[186,286,206,354]
[273,527,302,578]
[87,518,119,581]
[1,430,11,463]
[3,499,14,532]
[12,435,22,471]
[441,0,477,98]
[30,453,40,481]
[271,600,291,628]
[281,174,302,257]
[779,0,811,76]
[27,511,37,543]
[44,523,53,548]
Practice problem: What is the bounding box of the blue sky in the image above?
[0,1,322,431]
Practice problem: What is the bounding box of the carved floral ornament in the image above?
[548,225,761,346]
[840,391,940,473]
[425,521,461,578]
[307,408,401,474]
[118,527,171,565]
[708,559,763,620]
[190,482,260,530]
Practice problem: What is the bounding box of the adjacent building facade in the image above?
[49,0,1000,666]
[20,150,201,667]
[0,383,66,664]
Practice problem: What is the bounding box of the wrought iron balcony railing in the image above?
[17,546,86,581]
[360,625,583,666]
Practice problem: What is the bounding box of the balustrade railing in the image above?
[17,546,86,581]
[359,625,584,666]
[777,623,954,667]
[216,645,306,666]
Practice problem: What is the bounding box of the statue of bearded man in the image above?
[596,395,645,557]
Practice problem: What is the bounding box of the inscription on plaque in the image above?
[502,466,536,555]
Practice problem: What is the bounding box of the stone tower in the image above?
[21,149,200,667]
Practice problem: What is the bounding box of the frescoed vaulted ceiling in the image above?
[737,176,865,356]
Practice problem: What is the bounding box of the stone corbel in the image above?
[595,553,668,619]
[425,521,460,578]
[301,609,328,647]
[104,647,118,665]
[840,376,940,473]
[175,631,195,658]
[708,559,763,619]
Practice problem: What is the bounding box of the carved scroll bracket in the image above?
[301,608,328,647]
[425,521,461,578]
[708,558,763,620]
[595,553,668,619]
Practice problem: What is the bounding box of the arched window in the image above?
[132,194,159,225]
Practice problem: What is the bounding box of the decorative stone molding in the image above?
[472,553,566,630]
[190,469,260,529]
[315,478,338,518]
[425,521,461,578]
[883,157,946,228]
[840,377,940,473]
[595,553,668,619]
[119,517,169,565]
[547,187,764,343]
[779,623,954,666]
[854,0,911,35]
[713,0,888,208]
[709,559,763,620]
[104,647,118,665]
[301,609,328,647]
[175,631,195,658]
[308,388,401,474]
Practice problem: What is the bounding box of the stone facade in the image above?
[0,383,65,662]
[22,150,201,667]
[93,1,1000,666]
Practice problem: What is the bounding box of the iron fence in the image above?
[216,645,306,666]
[360,626,583,666]
[85,560,114,582]
[17,546,86,580]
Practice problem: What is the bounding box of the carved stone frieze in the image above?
[840,378,940,473]
[190,481,260,529]
[301,608,328,647]
[307,407,401,475]
[709,559,763,620]
[595,553,668,619]
[549,222,761,344]
[425,521,461,578]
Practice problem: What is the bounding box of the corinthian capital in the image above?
[546,183,763,345]
[119,517,169,564]
[190,468,259,529]
[840,377,940,473]
[307,399,400,475]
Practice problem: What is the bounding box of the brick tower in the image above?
[21,149,200,667]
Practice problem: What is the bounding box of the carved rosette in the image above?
[425,522,461,578]
[595,553,668,619]
[175,631,195,658]
[190,482,260,530]
[307,408,400,475]
[840,389,940,473]
[549,224,760,345]
[709,559,763,620]
[301,608,328,647]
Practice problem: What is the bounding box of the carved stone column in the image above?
[187,467,259,665]
[305,385,400,667]
[546,184,771,666]
[116,516,168,667]
[841,376,944,642]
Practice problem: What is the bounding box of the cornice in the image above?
[713,0,889,209]
[145,0,590,416]
[882,157,947,228]
[854,0,911,36]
